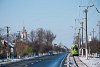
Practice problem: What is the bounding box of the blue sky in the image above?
[0,0,100,48]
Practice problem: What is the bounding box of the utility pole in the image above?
[91,28,95,39]
[97,21,100,41]
[84,9,88,59]
[80,22,84,56]
[6,26,10,42]
[80,22,84,47]
[78,28,81,48]
[79,5,93,59]
[78,28,81,56]
[6,26,10,59]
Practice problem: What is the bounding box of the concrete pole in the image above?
[78,28,81,48]
[81,22,84,56]
[78,28,81,56]
[84,9,88,59]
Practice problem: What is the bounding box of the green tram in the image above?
[71,44,79,56]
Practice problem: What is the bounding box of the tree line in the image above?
[88,38,100,54]
[0,28,66,58]
[81,38,100,54]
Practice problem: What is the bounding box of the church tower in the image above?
[21,26,27,41]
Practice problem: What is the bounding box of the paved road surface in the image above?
[27,53,67,67]
[1,52,68,67]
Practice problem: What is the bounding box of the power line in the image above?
[89,0,100,13]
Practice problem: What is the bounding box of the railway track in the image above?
[67,53,88,67]
[73,56,88,67]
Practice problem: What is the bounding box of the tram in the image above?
[71,44,79,56]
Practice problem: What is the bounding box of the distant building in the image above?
[21,26,27,41]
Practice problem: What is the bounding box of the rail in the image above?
[73,56,88,67]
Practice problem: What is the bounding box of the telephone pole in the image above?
[97,21,100,41]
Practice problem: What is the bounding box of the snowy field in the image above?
[79,56,100,67]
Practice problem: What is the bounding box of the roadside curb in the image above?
[59,53,68,67]
[67,53,70,67]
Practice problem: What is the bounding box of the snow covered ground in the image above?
[0,54,49,66]
[0,55,42,66]
[0,58,22,66]
[79,56,100,67]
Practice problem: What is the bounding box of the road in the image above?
[1,52,68,67]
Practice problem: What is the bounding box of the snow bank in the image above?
[0,55,46,66]
[79,56,100,67]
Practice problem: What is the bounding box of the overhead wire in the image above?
[87,0,100,40]
[89,0,100,13]
[78,0,83,20]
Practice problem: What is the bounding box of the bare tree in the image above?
[36,28,46,45]
[88,38,100,54]
[0,28,4,37]
[30,30,36,43]
[29,28,56,54]
[45,30,56,45]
